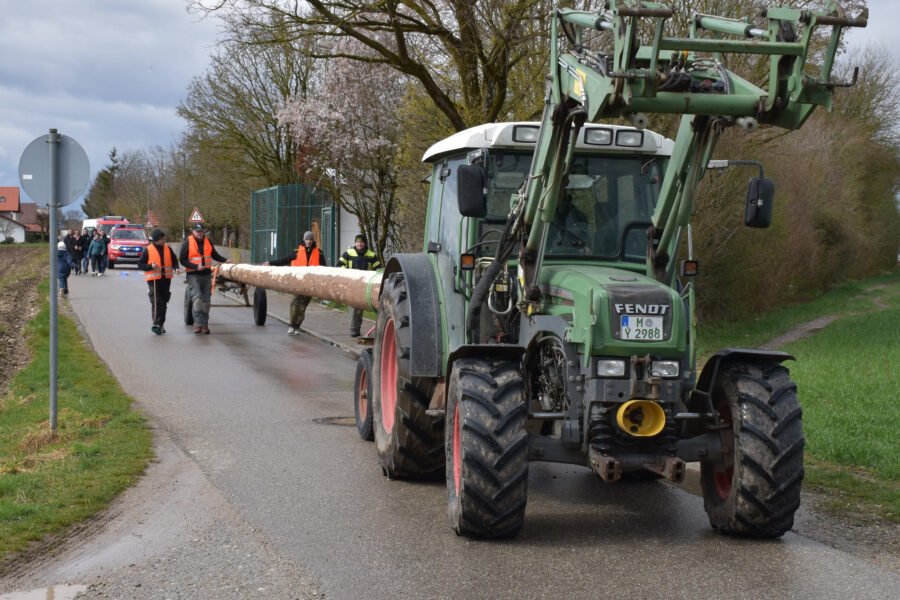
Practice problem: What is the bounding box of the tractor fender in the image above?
[382,254,442,378]
[691,348,794,411]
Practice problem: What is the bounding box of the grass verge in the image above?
[698,268,900,521]
[0,280,153,560]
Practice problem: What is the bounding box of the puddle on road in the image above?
[0,585,87,600]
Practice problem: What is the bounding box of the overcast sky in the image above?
[0,0,219,209]
[0,1,894,211]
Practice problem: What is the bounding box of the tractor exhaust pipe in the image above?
[615,399,666,437]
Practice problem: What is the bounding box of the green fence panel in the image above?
[250,184,336,265]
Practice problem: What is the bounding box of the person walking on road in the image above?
[339,233,381,337]
[264,230,326,335]
[64,229,81,275]
[97,228,111,274]
[56,241,76,297]
[179,223,228,334]
[78,228,92,274]
[138,229,180,335]
[87,231,107,276]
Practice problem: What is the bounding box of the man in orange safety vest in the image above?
[264,230,326,335]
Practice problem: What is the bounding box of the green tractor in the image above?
[363,1,866,539]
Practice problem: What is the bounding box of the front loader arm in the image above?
[513,0,865,298]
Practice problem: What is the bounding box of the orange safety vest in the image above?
[291,246,323,267]
[145,244,174,281]
[188,235,213,270]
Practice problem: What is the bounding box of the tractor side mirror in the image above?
[745,177,775,228]
[458,164,487,218]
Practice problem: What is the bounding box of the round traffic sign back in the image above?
[18,131,90,207]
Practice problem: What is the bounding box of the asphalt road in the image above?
[10,267,900,599]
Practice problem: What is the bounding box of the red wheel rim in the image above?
[380,319,397,433]
[714,402,734,499]
[357,364,368,421]
[453,401,462,495]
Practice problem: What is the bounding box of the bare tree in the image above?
[190,0,553,131]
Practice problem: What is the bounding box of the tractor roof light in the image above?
[616,130,644,147]
[513,125,539,143]
[585,128,613,146]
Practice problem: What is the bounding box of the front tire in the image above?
[446,358,528,539]
[354,350,374,441]
[701,360,804,538]
[371,272,443,478]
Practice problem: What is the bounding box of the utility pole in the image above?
[181,152,186,240]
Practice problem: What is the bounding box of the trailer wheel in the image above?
[183,286,194,326]
[354,349,374,441]
[701,360,804,538]
[252,287,267,326]
[372,273,443,478]
[446,357,528,539]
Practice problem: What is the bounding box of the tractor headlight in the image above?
[597,359,626,377]
[616,130,644,147]
[650,360,679,378]
[585,128,612,146]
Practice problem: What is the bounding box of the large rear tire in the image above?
[446,358,528,539]
[371,272,443,479]
[354,349,374,441]
[701,360,804,538]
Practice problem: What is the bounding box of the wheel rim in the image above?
[453,401,462,495]
[380,319,397,433]
[357,364,368,421]
[714,403,734,499]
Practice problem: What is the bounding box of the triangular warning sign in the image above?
[189,207,204,223]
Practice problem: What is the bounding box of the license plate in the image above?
[619,315,663,341]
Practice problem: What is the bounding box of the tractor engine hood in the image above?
[537,265,687,358]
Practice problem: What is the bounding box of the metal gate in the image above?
[250,184,336,265]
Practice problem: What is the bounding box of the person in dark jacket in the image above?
[56,241,76,297]
[339,233,381,336]
[179,223,228,334]
[64,229,81,275]
[78,228,92,274]
[138,229,180,335]
[264,230,326,335]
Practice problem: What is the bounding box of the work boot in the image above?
[202,325,210,335]
[151,325,162,335]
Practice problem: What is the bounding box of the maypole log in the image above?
[216,264,383,311]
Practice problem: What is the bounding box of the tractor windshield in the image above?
[545,156,662,261]
[481,152,663,262]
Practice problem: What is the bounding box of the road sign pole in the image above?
[48,129,59,433]
[18,129,89,436]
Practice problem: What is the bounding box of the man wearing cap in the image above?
[264,230,326,335]
[138,229,180,335]
[339,233,381,337]
[179,223,228,334]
